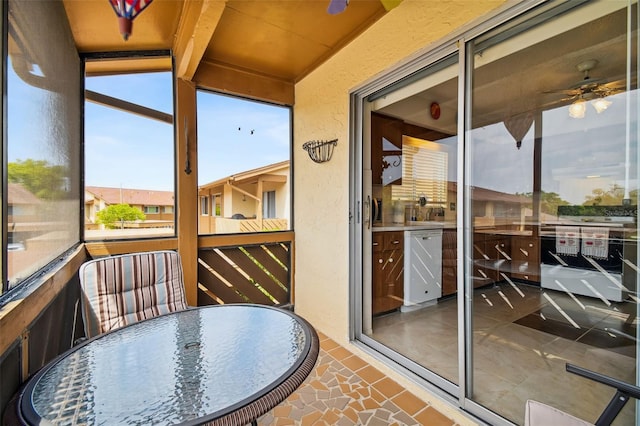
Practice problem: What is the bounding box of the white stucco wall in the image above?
[293,0,506,422]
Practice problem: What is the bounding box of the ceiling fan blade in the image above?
[542,88,581,96]
[327,0,348,15]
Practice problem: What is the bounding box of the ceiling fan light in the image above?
[591,98,612,114]
[569,98,587,118]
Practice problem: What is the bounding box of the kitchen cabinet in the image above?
[441,229,457,296]
[373,231,404,315]
[473,233,511,287]
[510,236,540,282]
[371,113,402,186]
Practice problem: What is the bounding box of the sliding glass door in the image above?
[354,1,638,425]
[362,55,460,388]
[467,2,638,422]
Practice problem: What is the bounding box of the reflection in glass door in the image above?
[467,2,638,424]
[363,55,460,386]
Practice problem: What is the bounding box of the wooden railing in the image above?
[197,231,293,307]
[239,218,288,233]
[198,217,288,234]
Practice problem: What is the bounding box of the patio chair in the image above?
[525,363,640,426]
[79,250,188,339]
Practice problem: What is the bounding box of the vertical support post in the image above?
[175,78,198,306]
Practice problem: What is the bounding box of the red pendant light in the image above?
[109,0,154,41]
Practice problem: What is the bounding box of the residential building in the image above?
[198,160,290,234]
[84,186,175,233]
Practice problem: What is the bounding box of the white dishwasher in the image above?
[402,229,443,312]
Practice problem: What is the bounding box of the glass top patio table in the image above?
[17,304,319,425]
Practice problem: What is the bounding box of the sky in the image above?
[468,90,637,205]
[83,72,291,192]
[8,63,636,204]
[8,67,290,193]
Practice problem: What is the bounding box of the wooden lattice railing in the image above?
[197,232,293,307]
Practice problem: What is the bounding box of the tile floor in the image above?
[257,332,458,426]
[369,282,637,425]
[257,283,637,425]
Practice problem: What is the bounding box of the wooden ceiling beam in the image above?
[174,0,227,81]
[195,61,295,106]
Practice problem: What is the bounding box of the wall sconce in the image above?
[302,139,338,163]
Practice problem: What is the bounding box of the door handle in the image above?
[366,195,371,230]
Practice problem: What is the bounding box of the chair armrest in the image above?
[566,364,640,400]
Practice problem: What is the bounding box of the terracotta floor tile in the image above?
[368,387,386,404]
[373,377,405,399]
[300,411,323,426]
[271,405,292,418]
[414,406,455,426]
[341,354,368,372]
[319,338,339,351]
[391,390,427,416]
[328,345,353,361]
[362,396,381,410]
[342,407,360,423]
[320,409,341,424]
[356,365,386,384]
[257,339,457,426]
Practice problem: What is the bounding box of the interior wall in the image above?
[292,0,506,419]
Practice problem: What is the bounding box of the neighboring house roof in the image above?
[85,186,174,206]
[8,183,42,205]
[448,182,530,203]
[199,160,289,192]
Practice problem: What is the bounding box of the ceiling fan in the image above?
[327,0,403,15]
[545,59,625,118]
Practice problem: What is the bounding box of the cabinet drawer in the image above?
[383,231,404,250]
[372,233,384,252]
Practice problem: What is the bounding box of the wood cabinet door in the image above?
[472,233,493,288]
[371,113,402,186]
[488,235,511,282]
[442,229,457,296]
[510,236,540,282]
[372,251,386,315]
[372,231,404,314]
[472,233,511,286]
[383,232,404,310]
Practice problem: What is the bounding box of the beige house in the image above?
[198,160,290,234]
[84,186,175,230]
[7,183,41,226]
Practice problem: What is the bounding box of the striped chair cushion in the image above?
[79,250,188,338]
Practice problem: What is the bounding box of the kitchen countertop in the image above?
[373,223,533,236]
[373,221,450,232]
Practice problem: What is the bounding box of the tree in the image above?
[8,159,69,200]
[96,204,146,229]
[519,191,570,216]
[583,183,637,206]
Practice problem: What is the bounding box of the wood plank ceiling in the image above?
[63,0,388,102]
